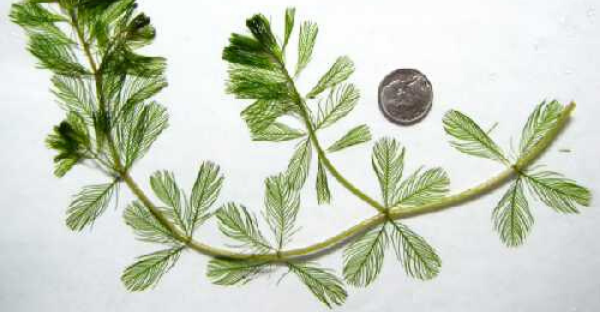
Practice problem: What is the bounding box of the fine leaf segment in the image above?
[11,2,591,308]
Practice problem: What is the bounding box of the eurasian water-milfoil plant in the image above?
[10,1,591,308]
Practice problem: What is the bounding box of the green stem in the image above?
[70,9,122,173]
[69,10,247,259]
[124,102,575,262]
[278,60,387,214]
[121,172,244,258]
[389,103,576,218]
[299,98,387,214]
[284,102,577,259]
[70,8,576,261]
[515,103,575,170]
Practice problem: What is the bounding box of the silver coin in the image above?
[378,69,433,125]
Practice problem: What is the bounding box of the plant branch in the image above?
[277,59,388,214]
[117,38,576,260]
[301,98,387,214]
[69,9,123,175]
[69,7,576,262]
[125,102,576,262]
[389,103,576,217]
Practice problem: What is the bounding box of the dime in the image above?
[378,69,433,125]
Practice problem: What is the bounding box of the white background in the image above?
[1,0,599,311]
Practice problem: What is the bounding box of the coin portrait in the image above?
[378,69,434,125]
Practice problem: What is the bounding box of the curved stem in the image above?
[282,66,387,214]
[127,94,575,260]
[298,98,387,214]
[70,9,576,262]
[131,101,576,261]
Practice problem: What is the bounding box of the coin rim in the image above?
[378,68,434,126]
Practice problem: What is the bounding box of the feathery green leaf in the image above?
[124,13,157,49]
[27,21,75,45]
[189,162,224,233]
[216,203,273,253]
[150,171,188,232]
[10,2,74,50]
[394,168,450,208]
[51,76,96,121]
[524,171,591,214]
[372,138,405,207]
[226,65,290,100]
[519,100,564,156]
[283,8,296,52]
[343,225,387,287]
[246,14,281,58]
[115,76,168,119]
[46,113,92,177]
[288,262,348,308]
[28,33,90,77]
[10,2,67,28]
[207,258,270,286]
[118,102,169,168]
[315,84,360,130]
[150,170,181,211]
[121,247,183,291]
[123,201,179,245]
[10,1,74,52]
[492,178,533,247]
[327,125,371,153]
[389,221,441,280]
[443,110,508,163]
[241,99,296,136]
[222,12,284,79]
[295,21,318,77]
[66,180,118,231]
[102,39,166,77]
[286,139,312,191]
[87,0,137,51]
[265,174,301,249]
[251,122,306,142]
[307,56,355,99]
[223,34,277,70]
[316,157,331,205]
